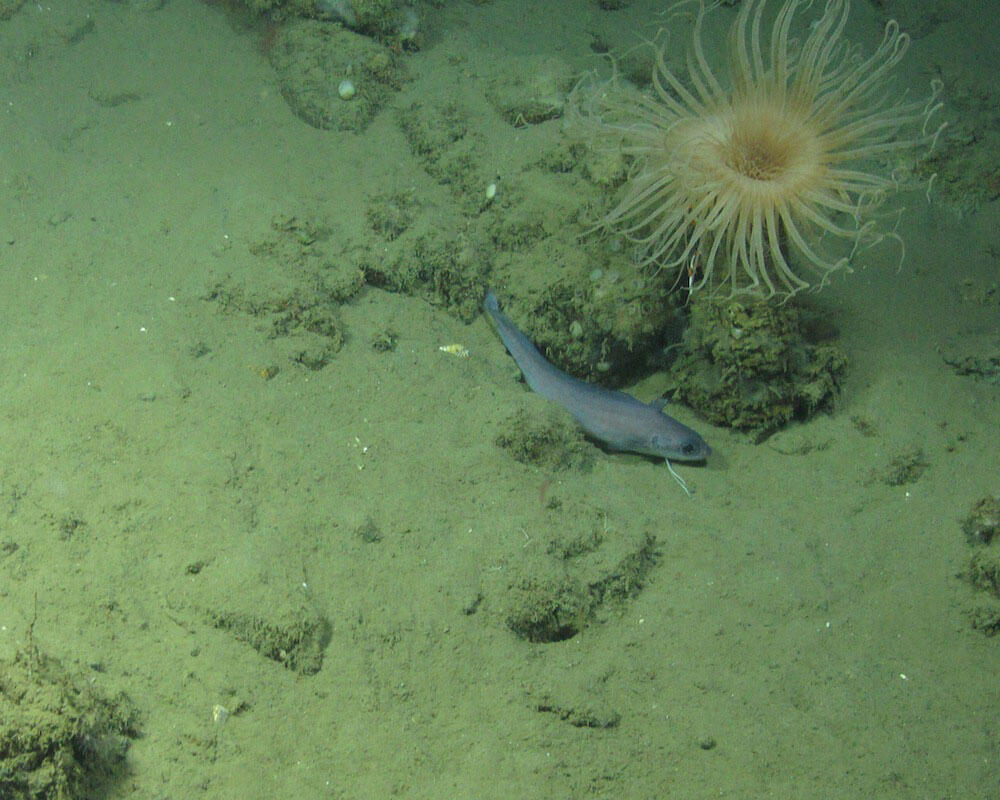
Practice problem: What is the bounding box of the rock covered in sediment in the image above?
[315,0,421,45]
[268,19,405,132]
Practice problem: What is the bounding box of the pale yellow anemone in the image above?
[570,0,943,297]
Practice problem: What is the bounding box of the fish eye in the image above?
[682,443,696,455]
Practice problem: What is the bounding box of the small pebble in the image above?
[338,79,356,100]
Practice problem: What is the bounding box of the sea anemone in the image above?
[570,0,943,297]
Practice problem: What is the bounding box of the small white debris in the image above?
[338,79,356,100]
[438,344,469,358]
